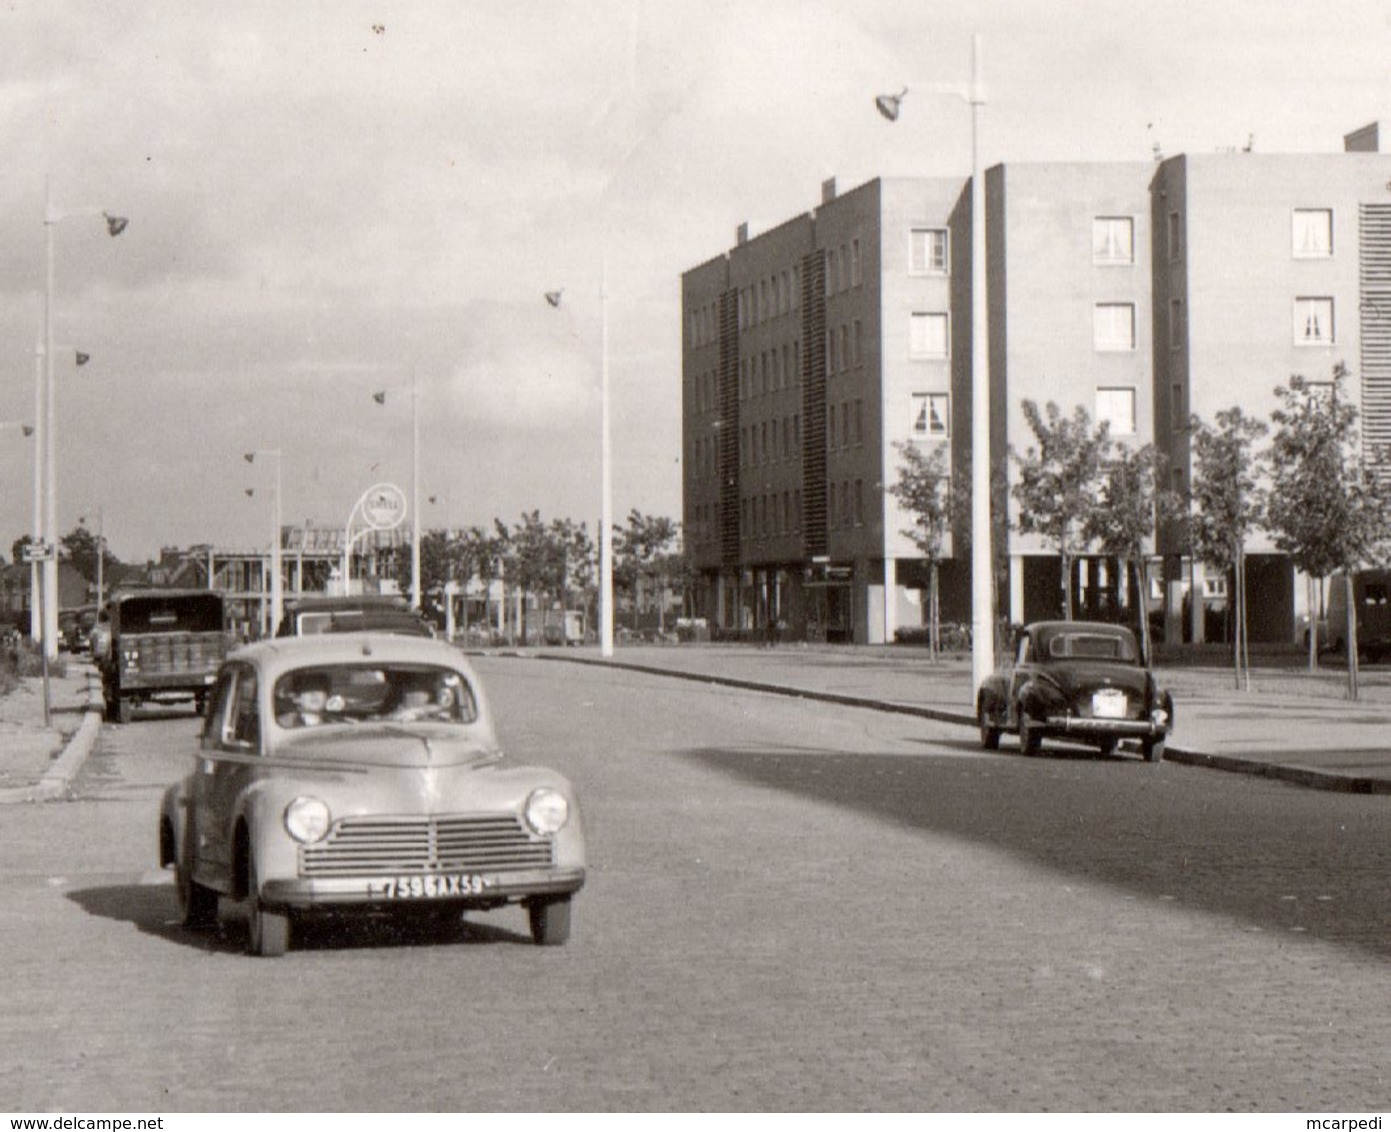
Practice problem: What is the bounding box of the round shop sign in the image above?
[361,483,408,530]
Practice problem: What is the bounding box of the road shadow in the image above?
[66,881,533,955]
[684,742,1391,960]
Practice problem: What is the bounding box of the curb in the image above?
[518,652,1391,796]
[0,673,105,804]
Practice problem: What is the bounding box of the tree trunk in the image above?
[928,562,940,663]
[1307,574,1318,673]
[1060,548,1074,621]
[1346,571,1360,701]
[1131,555,1152,665]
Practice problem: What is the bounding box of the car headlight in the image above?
[525,787,569,836]
[284,796,332,843]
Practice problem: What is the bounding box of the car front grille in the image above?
[301,814,553,876]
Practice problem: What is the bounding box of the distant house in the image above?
[0,561,91,628]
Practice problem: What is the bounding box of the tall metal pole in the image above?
[42,179,58,662]
[96,505,104,610]
[411,369,421,611]
[30,346,43,641]
[600,263,614,657]
[271,451,283,632]
[969,32,995,690]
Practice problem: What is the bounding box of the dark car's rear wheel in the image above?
[1097,736,1118,757]
[1019,713,1042,755]
[527,896,571,946]
[978,704,1001,750]
[1143,737,1166,764]
[246,855,290,957]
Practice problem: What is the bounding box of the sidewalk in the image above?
[0,661,104,803]
[523,642,1391,795]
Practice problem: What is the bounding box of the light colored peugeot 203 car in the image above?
[158,633,585,956]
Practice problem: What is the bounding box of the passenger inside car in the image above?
[278,672,332,728]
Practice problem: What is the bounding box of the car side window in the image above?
[225,669,260,750]
[202,671,234,746]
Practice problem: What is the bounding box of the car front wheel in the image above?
[527,896,572,946]
[246,855,290,957]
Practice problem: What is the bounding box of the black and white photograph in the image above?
[2,1,1391,1119]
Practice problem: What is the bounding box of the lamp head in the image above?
[874,88,909,122]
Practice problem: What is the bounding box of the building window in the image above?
[1295,297,1335,345]
[825,250,835,296]
[1096,387,1137,435]
[1171,382,1185,428]
[1169,299,1183,350]
[853,319,864,365]
[1093,216,1134,265]
[1293,209,1333,258]
[910,228,949,274]
[826,329,836,374]
[911,392,950,438]
[851,238,863,286]
[827,403,837,449]
[839,323,850,371]
[837,244,848,291]
[854,480,864,526]
[1093,303,1136,352]
[1167,211,1182,261]
[910,312,950,358]
[853,399,863,445]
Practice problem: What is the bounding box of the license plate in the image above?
[1092,689,1126,718]
[372,874,487,899]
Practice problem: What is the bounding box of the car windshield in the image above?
[1044,631,1139,663]
[273,663,479,729]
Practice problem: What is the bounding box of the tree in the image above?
[495,511,559,644]
[1010,400,1110,621]
[887,440,963,660]
[59,524,121,588]
[1082,441,1177,663]
[616,511,680,632]
[1186,407,1268,690]
[1266,364,1391,696]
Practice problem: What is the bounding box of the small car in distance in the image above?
[975,620,1173,762]
[276,595,434,639]
[158,634,585,956]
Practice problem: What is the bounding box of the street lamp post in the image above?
[244,451,283,634]
[370,376,422,610]
[877,32,995,692]
[545,282,614,658]
[42,179,126,659]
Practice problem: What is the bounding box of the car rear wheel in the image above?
[528,896,571,946]
[1019,713,1042,755]
[246,855,290,957]
[1143,737,1166,764]
[176,819,218,930]
[977,705,1001,750]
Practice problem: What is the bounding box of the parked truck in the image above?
[98,589,231,723]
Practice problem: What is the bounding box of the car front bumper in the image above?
[261,866,586,909]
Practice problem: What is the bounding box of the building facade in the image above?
[681,125,1391,644]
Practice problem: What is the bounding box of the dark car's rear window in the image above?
[1044,630,1138,663]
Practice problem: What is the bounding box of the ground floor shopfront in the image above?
[690,552,1304,647]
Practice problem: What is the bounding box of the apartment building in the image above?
[681,124,1391,645]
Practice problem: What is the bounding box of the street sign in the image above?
[20,541,54,563]
[361,483,407,530]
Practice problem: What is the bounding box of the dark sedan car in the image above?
[976,620,1173,762]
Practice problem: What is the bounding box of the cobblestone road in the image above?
[1,657,1388,1111]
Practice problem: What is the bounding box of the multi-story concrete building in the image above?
[681,124,1391,645]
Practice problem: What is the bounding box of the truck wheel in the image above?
[1019,713,1042,755]
[116,697,132,725]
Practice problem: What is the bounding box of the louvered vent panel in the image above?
[718,289,742,566]
[1360,204,1391,464]
[800,251,828,556]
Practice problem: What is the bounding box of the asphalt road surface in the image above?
[2,656,1389,1111]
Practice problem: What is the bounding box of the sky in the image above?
[1,1,1389,563]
